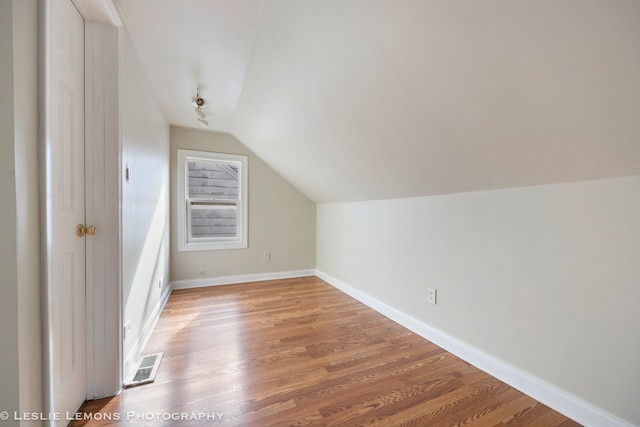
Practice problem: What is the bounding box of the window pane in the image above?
[190,203,237,238]
[188,160,238,200]
[178,149,247,251]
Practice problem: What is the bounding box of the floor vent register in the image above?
[124,352,163,387]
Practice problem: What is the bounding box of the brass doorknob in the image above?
[77,224,97,237]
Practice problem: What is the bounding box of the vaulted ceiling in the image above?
[117,0,640,203]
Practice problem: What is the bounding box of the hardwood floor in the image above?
[74,276,580,426]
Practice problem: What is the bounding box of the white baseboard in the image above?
[315,270,634,427]
[170,269,316,290]
[122,285,172,383]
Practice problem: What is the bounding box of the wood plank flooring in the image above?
[73,276,581,426]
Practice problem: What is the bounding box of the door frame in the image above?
[41,0,123,417]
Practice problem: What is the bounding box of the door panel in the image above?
[57,83,75,210]
[50,0,87,421]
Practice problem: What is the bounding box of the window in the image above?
[177,149,248,251]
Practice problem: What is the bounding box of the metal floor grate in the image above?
[124,352,163,387]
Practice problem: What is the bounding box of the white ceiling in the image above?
[117,0,263,131]
[117,0,640,203]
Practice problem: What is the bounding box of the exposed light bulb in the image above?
[193,87,208,127]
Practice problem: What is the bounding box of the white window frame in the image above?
[177,149,248,251]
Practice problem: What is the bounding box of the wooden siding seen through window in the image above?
[188,160,239,238]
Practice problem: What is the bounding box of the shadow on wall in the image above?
[123,181,169,363]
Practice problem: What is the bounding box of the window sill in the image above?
[178,241,247,252]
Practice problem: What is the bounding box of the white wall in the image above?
[170,127,316,283]
[317,175,640,425]
[0,1,21,423]
[121,26,170,373]
[0,1,42,425]
[13,0,42,420]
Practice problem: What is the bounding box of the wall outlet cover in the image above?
[427,288,437,304]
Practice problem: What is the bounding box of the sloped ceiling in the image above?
[117,0,640,203]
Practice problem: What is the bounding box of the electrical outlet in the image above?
[263,251,270,262]
[124,321,131,339]
[427,288,437,305]
[197,268,206,276]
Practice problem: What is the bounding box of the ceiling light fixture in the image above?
[192,87,208,127]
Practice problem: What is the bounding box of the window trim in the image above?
[177,149,248,251]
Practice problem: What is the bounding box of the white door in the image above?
[49,0,87,420]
